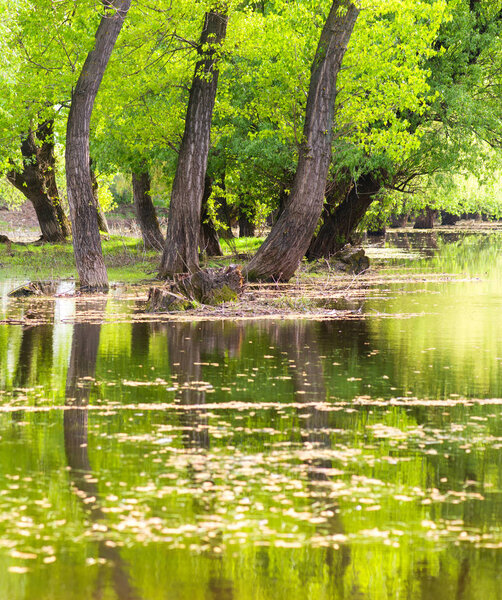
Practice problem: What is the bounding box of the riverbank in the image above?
[1,224,495,323]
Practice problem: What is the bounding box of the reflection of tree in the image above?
[273,321,351,589]
[64,300,140,600]
[12,300,55,421]
[167,322,210,450]
[130,305,151,363]
[413,556,470,600]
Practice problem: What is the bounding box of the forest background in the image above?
[1,0,502,291]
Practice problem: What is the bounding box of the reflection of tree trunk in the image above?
[15,324,54,385]
[64,299,139,600]
[132,169,164,251]
[273,321,351,577]
[13,304,55,420]
[64,303,104,470]
[167,323,209,449]
[130,319,151,363]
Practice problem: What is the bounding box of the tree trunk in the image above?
[37,121,71,237]
[131,169,165,250]
[200,175,223,256]
[6,127,66,243]
[441,211,458,226]
[90,160,110,234]
[414,207,437,229]
[159,10,228,277]
[244,1,359,281]
[307,172,381,260]
[66,0,131,291]
[238,210,255,238]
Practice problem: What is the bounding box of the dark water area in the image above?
[1,232,502,599]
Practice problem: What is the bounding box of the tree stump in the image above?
[147,266,244,312]
[330,246,369,274]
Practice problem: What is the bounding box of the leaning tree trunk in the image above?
[159,9,228,278]
[131,169,165,250]
[65,0,131,291]
[307,171,382,260]
[244,1,359,281]
[200,175,223,256]
[6,127,66,243]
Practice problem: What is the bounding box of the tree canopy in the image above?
[1,0,502,282]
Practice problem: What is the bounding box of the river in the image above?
[0,230,501,599]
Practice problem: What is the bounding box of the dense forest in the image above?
[1,0,502,289]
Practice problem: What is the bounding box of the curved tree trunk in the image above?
[132,169,165,250]
[7,126,67,243]
[200,175,223,256]
[159,9,228,277]
[307,171,381,260]
[66,0,131,291]
[244,1,359,281]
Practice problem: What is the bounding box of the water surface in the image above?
[1,231,502,599]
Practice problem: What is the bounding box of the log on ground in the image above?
[8,281,60,297]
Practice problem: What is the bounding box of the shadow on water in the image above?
[273,321,352,593]
[3,231,502,600]
[64,299,140,600]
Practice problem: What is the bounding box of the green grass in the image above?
[0,235,264,283]
[0,235,160,283]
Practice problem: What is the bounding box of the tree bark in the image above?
[414,207,437,229]
[66,0,131,291]
[200,175,223,256]
[6,126,67,243]
[244,1,359,281]
[131,170,165,250]
[307,171,381,260]
[238,210,255,238]
[37,121,71,237]
[159,10,228,277]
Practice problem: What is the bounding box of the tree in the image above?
[6,121,69,242]
[132,167,165,250]
[243,1,359,281]
[66,0,132,291]
[158,8,228,277]
[310,0,502,255]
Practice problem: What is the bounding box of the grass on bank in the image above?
[0,235,265,283]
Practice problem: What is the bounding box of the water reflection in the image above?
[64,300,140,600]
[274,321,351,585]
[1,234,502,598]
